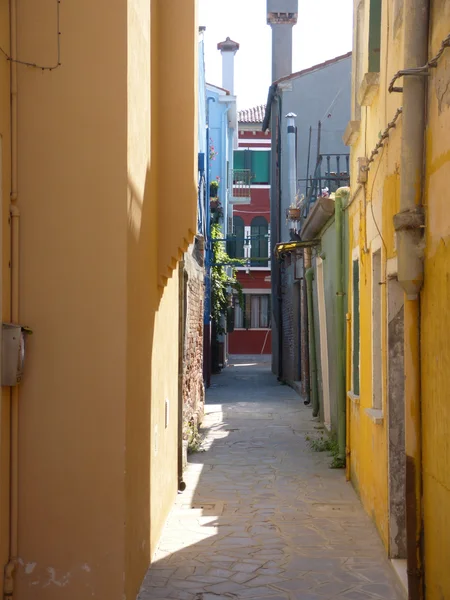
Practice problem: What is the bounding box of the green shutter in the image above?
[233,150,245,170]
[368,0,381,72]
[251,151,270,184]
[352,260,360,395]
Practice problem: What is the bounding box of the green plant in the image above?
[210,180,219,197]
[185,419,204,454]
[307,433,344,469]
[210,223,243,335]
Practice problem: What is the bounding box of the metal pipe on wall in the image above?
[302,248,312,402]
[305,267,319,417]
[4,0,20,593]
[394,1,429,597]
[335,187,349,464]
[345,313,351,481]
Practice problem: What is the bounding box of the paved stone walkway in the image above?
[138,357,404,600]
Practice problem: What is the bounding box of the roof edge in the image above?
[274,51,352,86]
[206,82,230,95]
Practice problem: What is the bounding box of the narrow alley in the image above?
[138,357,403,600]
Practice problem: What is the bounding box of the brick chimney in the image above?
[217,37,240,95]
[267,0,298,81]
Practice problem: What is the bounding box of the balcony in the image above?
[295,153,350,224]
[231,169,252,205]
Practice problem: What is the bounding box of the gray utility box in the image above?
[267,0,298,15]
[2,323,30,386]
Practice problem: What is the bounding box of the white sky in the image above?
[199,0,353,110]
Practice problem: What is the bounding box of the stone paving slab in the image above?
[138,360,404,600]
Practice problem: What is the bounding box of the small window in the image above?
[250,216,269,267]
[352,259,360,395]
[233,150,271,184]
[234,294,271,329]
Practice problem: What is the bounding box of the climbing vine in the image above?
[210,223,243,335]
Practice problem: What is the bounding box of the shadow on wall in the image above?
[126,164,177,598]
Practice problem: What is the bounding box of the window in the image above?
[372,249,382,409]
[250,216,269,267]
[352,259,360,395]
[233,150,271,184]
[228,216,245,259]
[234,294,271,329]
[368,0,382,72]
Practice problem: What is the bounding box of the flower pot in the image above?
[288,207,301,220]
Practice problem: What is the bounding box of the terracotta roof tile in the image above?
[238,105,267,123]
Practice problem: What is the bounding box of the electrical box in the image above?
[2,323,31,386]
[357,157,369,183]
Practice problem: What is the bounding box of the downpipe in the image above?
[4,0,19,594]
[393,0,429,597]
[302,248,312,404]
[305,267,319,418]
[335,188,349,465]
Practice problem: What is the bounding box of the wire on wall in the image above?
[363,107,402,174]
[0,0,61,71]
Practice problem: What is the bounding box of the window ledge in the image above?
[365,408,384,425]
[343,120,361,146]
[347,391,360,405]
[358,72,380,106]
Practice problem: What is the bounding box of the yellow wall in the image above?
[347,0,404,548]
[421,2,450,597]
[0,0,11,593]
[0,0,197,598]
[348,0,450,597]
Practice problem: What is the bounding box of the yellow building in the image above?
[0,1,198,599]
[345,0,450,598]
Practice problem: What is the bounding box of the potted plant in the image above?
[210,177,219,199]
[287,194,304,221]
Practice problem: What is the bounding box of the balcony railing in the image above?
[231,169,252,204]
[296,153,350,222]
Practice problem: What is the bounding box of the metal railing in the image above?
[231,169,252,200]
[297,153,350,221]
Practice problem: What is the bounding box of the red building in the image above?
[228,105,272,355]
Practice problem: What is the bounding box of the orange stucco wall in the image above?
[0,0,198,598]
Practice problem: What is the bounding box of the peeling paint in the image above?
[25,562,37,575]
[81,563,91,573]
[43,567,71,588]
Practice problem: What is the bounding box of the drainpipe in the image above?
[4,0,19,595]
[335,187,349,464]
[305,266,319,418]
[302,249,312,403]
[204,97,215,388]
[393,1,428,597]
[345,313,352,481]
[177,262,187,492]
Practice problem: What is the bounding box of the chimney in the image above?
[286,113,297,208]
[217,37,239,94]
[267,0,298,81]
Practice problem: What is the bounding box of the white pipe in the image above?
[286,113,297,207]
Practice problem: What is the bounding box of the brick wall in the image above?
[181,244,205,436]
[280,256,300,382]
